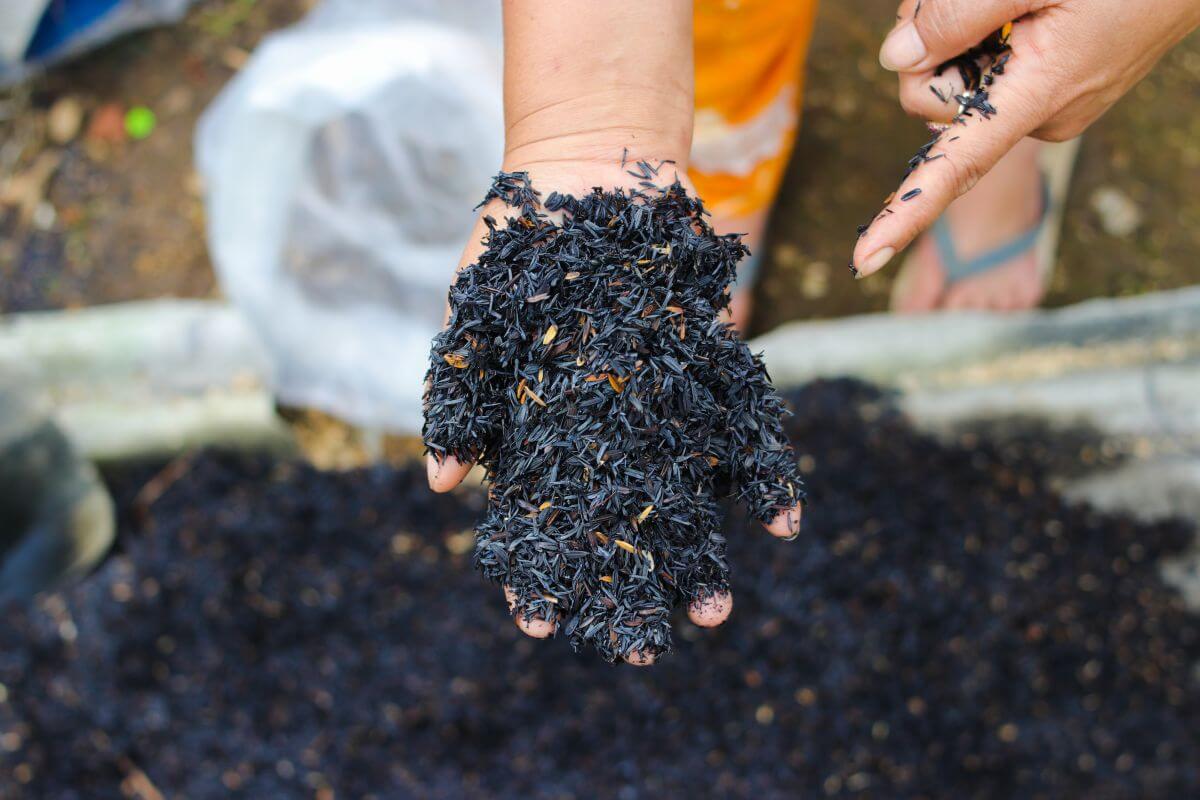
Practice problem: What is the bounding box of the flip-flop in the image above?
[890,137,1081,310]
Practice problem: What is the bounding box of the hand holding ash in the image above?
[423,167,804,664]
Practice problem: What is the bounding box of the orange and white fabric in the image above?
[690,0,820,230]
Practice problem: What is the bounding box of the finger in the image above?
[624,649,656,667]
[608,629,660,665]
[422,349,495,486]
[881,0,1038,73]
[898,70,966,124]
[607,608,670,665]
[426,453,474,493]
[765,503,803,540]
[426,186,563,491]
[687,590,734,628]
[442,213,494,321]
[724,379,807,528]
[853,56,1047,278]
[423,216,502,479]
[423,373,476,492]
[504,586,557,639]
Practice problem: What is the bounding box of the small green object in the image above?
[124,106,157,140]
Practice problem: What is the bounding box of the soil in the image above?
[3,1,1199,332]
[2,381,1198,799]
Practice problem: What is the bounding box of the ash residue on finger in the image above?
[424,170,804,662]
[852,24,1015,257]
[4,381,1200,798]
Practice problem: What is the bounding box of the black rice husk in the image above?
[3,380,1199,799]
[424,172,804,662]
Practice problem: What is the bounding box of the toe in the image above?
[942,284,976,310]
[891,239,947,314]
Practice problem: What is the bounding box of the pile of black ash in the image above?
[3,380,1198,798]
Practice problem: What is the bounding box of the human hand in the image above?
[422,160,804,664]
[853,0,1200,278]
[423,157,683,496]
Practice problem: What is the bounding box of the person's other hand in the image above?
[854,0,1200,278]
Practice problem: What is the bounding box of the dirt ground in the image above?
[0,0,308,311]
[2,0,1199,335]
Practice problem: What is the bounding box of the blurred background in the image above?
[2,1,1200,798]
[4,0,1200,326]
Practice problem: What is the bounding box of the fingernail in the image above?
[780,511,801,541]
[880,23,927,71]
[860,246,896,277]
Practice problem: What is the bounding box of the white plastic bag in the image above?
[196,0,503,432]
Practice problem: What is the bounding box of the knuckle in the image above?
[918,0,972,51]
[948,148,988,197]
[919,1,1039,53]
[1034,123,1076,143]
[898,81,954,122]
[1034,108,1092,143]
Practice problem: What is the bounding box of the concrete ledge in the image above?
[3,291,1197,509]
[0,300,292,462]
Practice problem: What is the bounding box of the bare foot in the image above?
[893,139,1048,314]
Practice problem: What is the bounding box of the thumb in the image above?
[424,213,496,493]
[880,0,1039,73]
[852,46,1050,277]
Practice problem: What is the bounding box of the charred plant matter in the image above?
[424,171,804,662]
